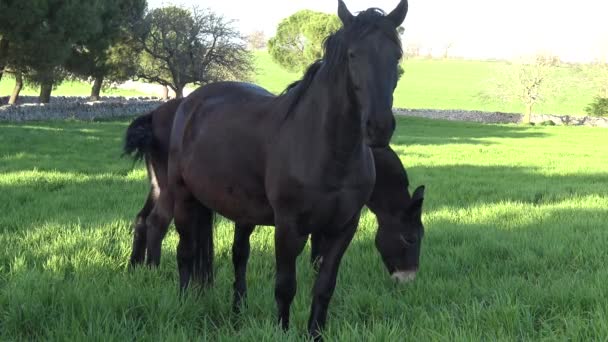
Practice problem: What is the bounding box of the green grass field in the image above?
[1,117,606,340]
[2,51,597,116]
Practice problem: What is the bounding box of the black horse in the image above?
[125,98,425,309]
[138,1,410,338]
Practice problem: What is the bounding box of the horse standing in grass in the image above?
[125,98,426,310]
[129,1,410,338]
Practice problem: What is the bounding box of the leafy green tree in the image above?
[268,10,405,79]
[268,10,341,72]
[0,0,105,103]
[133,6,252,99]
[65,0,146,100]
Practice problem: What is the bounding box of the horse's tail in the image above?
[123,112,155,162]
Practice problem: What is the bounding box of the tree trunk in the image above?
[0,37,8,87]
[175,85,184,99]
[39,81,53,104]
[523,103,532,124]
[90,76,103,101]
[8,72,23,105]
[161,85,169,100]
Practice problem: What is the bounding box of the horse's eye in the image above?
[400,235,417,246]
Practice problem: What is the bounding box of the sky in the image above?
[148,0,608,62]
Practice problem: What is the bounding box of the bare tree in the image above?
[246,30,266,50]
[480,54,560,124]
[442,41,454,59]
[404,41,421,59]
[134,6,253,98]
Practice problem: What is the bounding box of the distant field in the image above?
[0,75,147,99]
[253,51,596,116]
[1,117,607,340]
[1,52,596,116]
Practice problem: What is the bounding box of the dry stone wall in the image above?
[1,97,607,127]
[394,108,608,128]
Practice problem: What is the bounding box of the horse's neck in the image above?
[292,74,364,160]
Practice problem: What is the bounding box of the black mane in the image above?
[281,8,402,116]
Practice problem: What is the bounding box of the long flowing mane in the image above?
[280,8,403,116]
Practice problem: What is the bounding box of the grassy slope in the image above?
[1,52,595,115]
[254,51,595,116]
[395,59,594,115]
[1,118,606,340]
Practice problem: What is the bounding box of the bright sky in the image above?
[149,0,608,62]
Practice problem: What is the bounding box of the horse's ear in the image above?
[408,185,425,215]
[387,0,409,27]
[338,0,354,26]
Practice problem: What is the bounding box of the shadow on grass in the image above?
[0,120,132,174]
[393,116,549,146]
[404,164,607,211]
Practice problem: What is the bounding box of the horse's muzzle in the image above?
[391,270,417,283]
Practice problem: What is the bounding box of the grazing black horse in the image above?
[137,1,409,338]
[125,98,426,310]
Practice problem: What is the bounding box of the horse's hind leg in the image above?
[310,232,327,272]
[129,190,155,267]
[232,223,255,313]
[145,191,173,267]
[174,188,214,290]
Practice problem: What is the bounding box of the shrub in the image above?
[585,97,608,117]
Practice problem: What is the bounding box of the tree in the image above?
[268,10,405,79]
[0,35,7,104]
[246,30,267,50]
[442,41,454,59]
[133,6,253,99]
[0,0,106,103]
[268,10,341,72]
[65,0,146,100]
[404,41,421,59]
[480,54,560,124]
[581,57,608,116]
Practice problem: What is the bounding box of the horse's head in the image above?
[375,185,425,283]
[337,0,408,147]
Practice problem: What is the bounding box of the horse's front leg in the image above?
[308,214,360,341]
[232,223,255,313]
[274,220,308,330]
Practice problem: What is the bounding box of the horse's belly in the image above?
[184,172,274,225]
[320,187,371,231]
[275,185,372,235]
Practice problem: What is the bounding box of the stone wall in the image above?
[1,97,607,128]
[0,97,164,122]
[394,108,608,128]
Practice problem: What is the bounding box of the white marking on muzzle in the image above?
[391,270,417,283]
